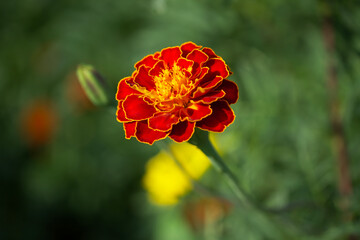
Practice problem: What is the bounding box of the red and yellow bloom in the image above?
[116,42,238,144]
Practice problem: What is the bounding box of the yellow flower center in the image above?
[131,64,193,112]
[131,64,194,110]
[153,65,193,104]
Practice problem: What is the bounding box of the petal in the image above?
[187,49,209,77]
[135,120,169,145]
[149,60,166,77]
[148,112,180,132]
[180,42,202,57]
[116,77,140,100]
[123,122,137,139]
[169,121,195,142]
[135,54,158,69]
[187,49,209,64]
[196,101,235,132]
[192,76,223,98]
[155,100,176,112]
[215,79,239,104]
[123,95,156,120]
[180,102,212,121]
[187,49,209,66]
[194,90,226,104]
[160,47,181,68]
[116,101,130,122]
[177,58,193,71]
[133,65,155,91]
[203,58,230,79]
[202,47,218,59]
[201,76,224,89]
[191,67,209,81]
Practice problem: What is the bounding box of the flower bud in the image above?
[76,64,109,106]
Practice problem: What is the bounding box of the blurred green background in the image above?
[1,0,360,239]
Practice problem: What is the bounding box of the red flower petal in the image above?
[187,49,209,77]
[196,101,235,132]
[123,95,156,120]
[215,79,239,104]
[116,77,140,100]
[123,122,136,139]
[203,58,230,79]
[155,100,176,112]
[149,60,166,77]
[177,58,193,71]
[180,42,202,57]
[160,47,181,68]
[169,121,195,142]
[194,90,226,104]
[202,47,218,59]
[116,101,130,122]
[148,112,180,132]
[180,102,212,121]
[154,52,160,58]
[135,120,169,145]
[187,49,209,66]
[135,54,158,69]
[133,65,155,91]
[191,67,209,81]
[202,76,224,89]
[188,49,209,63]
[192,76,223,98]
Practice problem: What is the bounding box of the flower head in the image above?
[116,42,238,144]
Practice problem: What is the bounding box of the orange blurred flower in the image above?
[21,100,58,147]
[183,197,232,232]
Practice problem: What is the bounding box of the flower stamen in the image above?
[153,65,192,105]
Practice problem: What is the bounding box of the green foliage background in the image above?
[0,0,359,239]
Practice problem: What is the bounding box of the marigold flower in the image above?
[116,42,238,144]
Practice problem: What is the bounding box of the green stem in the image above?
[189,129,297,240]
[189,130,251,208]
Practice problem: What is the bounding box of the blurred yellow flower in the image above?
[142,142,211,206]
